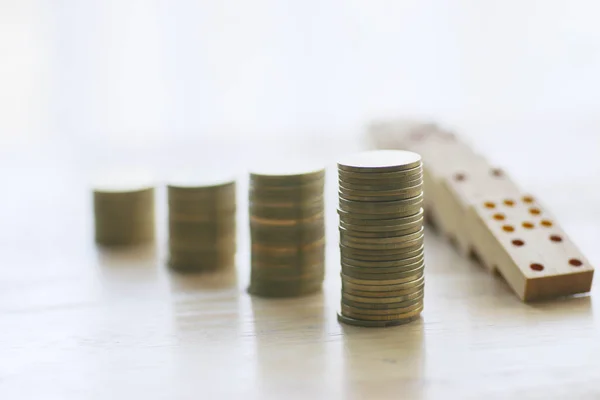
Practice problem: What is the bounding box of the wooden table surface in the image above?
[1,139,599,400]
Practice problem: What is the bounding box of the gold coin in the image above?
[338,208,423,226]
[338,177,423,192]
[342,289,425,305]
[251,224,324,241]
[342,256,425,275]
[338,193,423,214]
[252,245,325,264]
[339,222,422,237]
[249,195,323,207]
[337,150,422,173]
[251,268,324,282]
[252,237,325,253]
[341,260,425,280]
[341,301,423,316]
[250,180,324,198]
[336,312,421,327]
[340,243,423,261]
[250,164,325,186]
[341,228,424,245]
[250,202,324,220]
[250,213,324,227]
[340,233,424,251]
[341,303,423,321]
[341,250,424,268]
[337,165,422,181]
[341,291,424,310]
[251,261,324,273]
[167,181,235,200]
[343,282,425,298]
[342,274,424,291]
[339,184,422,202]
[337,206,422,220]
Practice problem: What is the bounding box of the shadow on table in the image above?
[527,294,593,318]
[248,289,329,396]
[94,242,158,281]
[340,319,426,399]
[167,263,240,343]
[168,264,238,292]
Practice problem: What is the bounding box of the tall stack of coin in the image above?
[337,150,425,327]
[93,180,156,246]
[167,178,237,272]
[249,166,326,297]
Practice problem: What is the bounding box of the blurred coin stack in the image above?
[93,178,156,246]
[249,166,326,297]
[337,150,425,327]
[167,178,237,272]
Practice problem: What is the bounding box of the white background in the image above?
[1,0,600,186]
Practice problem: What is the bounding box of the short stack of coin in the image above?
[337,150,425,327]
[93,179,156,246]
[249,166,326,297]
[167,178,237,272]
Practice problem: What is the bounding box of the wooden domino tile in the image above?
[467,196,594,301]
[367,121,595,301]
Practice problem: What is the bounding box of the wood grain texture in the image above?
[1,144,600,400]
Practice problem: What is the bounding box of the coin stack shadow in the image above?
[248,169,326,297]
[337,150,425,327]
[94,186,155,246]
[167,181,237,272]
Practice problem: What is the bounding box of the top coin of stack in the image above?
[93,172,156,246]
[167,176,237,272]
[336,150,425,327]
[249,164,326,297]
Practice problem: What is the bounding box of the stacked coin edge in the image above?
[93,186,156,246]
[249,168,326,298]
[167,180,237,272]
[337,150,426,327]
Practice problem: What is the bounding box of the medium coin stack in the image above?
[93,178,156,246]
[167,178,237,272]
[337,150,425,327]
[249,166,326,297]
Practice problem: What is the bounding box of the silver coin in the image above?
[341,291,424,310]
[339,193,423,213]
[341,227,424,244]
[341,301,423,316]
[340,243,424,261]
[342,273,424,289]
[339,176,423,192]
[337,206,423,220]
[341,250,424,268]
[340,233,424,251]
[339,183,422,202]
[340,303,423,322]
[338,208,424,226]
[336,312,421,327]
[342,288,425,304]
[337,150,422,173]
[341,264,424,284]
[337,164,422,180]
[341,256,425,275]
[250,164,325,186]
[339,219,422,235]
